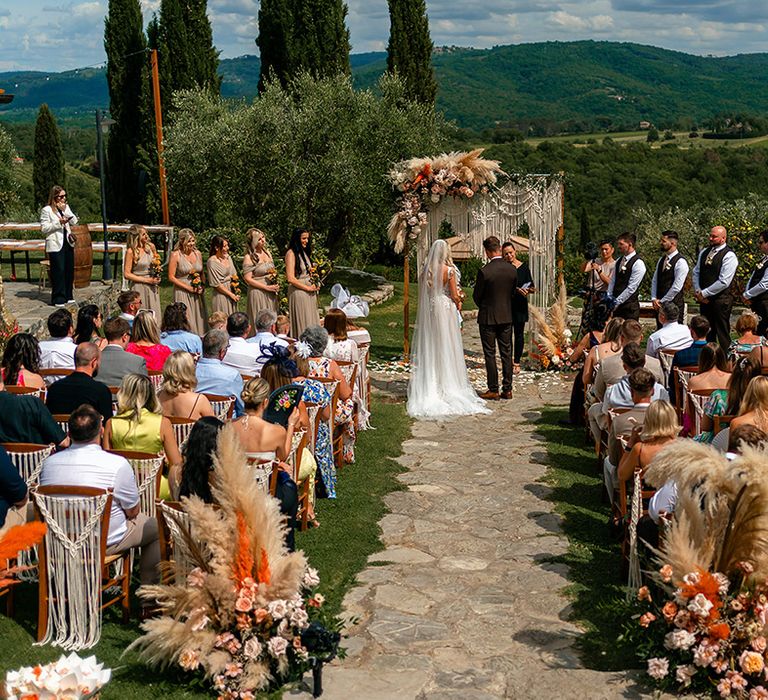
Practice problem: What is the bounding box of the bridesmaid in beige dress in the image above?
[285,227,320,339]
[124,225,162,320]
[243,228,279,329]
[206,235,239,316]
[168,228,208,335]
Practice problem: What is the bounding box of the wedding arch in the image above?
[388,150,564,357]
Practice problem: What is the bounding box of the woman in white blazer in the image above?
[40,184,78,306]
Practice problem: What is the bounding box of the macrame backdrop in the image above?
[417,177,563,309]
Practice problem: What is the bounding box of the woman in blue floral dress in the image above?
[260,346,336,499]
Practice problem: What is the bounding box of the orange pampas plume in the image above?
[0,522,46,562]
[232,512,254,586]
[257,548,271,586]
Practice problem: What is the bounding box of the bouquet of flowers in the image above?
[231,272,242,298]
[265,268,279,287]
[149,251,162,281]
[527,282,581,372]
[129,424,341,696]
[5,653,110,699]
[190,271,204,294]
[309,254,333,291]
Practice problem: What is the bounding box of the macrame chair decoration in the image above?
[3,443,54,581]
[245,457,279,495]
[286,430,312,531]
[310,377,342,468]
[147,371,164,393]
[156,500,212,586]
[33,486,130,650]
[626,469,643,600]
[355,343,372,427]
[168,417,196,452]
[108,450,164,518]
[203,394,236,422]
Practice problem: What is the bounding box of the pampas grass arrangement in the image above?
[528,281,575,370]
[128,424,338,697]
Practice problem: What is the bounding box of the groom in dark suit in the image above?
[473,236,518,399]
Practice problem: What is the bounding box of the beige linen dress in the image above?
[174,252,208,336]
[207,254,238,316]
[243,254,279,329]
[288,252,320,338]
[130,248,162,320]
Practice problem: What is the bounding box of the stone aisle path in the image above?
[294,330,646,699]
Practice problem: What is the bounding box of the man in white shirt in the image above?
[117,290,141,329]
[692,225,738,351]
[38,308,76,384]
[223,312,263,376]
[650,230,689,326]
[645,301,692,358]
[743,230,768,336]
[39,404,160,585]
[607,232,646,321]
[247,309,289,375]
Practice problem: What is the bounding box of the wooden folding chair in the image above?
[51,414,70,436]
[108,386,120,415]
[2,443,55,488]
[311,377,343,468]
[336,360,360,430]
[157,500,214,585]
[147,370,164,393]
[617,470,656,579]
[4,385,44,399]
[33,486,131,648]
[39,368,74,386]
[673,366,698,420]
[168,416,196,452]
[203,394,236,421]
[108,450,164,518]
[658,349,678,389]
[687,388,715,438]
[714,414,735,435]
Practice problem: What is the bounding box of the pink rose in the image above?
[752,636,767,653]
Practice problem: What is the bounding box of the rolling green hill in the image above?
[2,41,768,131]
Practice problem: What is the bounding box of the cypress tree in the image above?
[386,0,437,105]
[257,0,295,90]
[104,0,150,221]
[186,0,220,94]
[32,104,65,209]
[292,0,350,78]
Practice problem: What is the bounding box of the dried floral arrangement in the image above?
[527,281,579,371]
[621,441,768,697]
[387,149,503,253]
[128,424,340,698]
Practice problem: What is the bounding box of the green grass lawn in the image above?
[536,406,637,672]
[0,398,411,697]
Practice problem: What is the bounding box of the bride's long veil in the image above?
[407,239,489,418]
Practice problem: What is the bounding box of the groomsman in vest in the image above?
[693,225,738,351]
[650,230,689,327]
[743,230,768,336]
[607,232,646,320]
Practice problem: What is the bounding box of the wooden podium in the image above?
[71,225,93,288]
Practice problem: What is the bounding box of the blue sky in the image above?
[0,0,766,72]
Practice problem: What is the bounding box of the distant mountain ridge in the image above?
[2,41,768,131]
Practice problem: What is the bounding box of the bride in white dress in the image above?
[407,239,490,418]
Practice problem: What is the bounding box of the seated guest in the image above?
[697,355,761,443]
[126,309,172,371]
[38,308,76,382]
[275,314,292,341]
[46,343,113,422]
[589,342,668,444]
[261,347,334,500]
[73,304,107,350]
[0,375,66,446]
[117,290,141,329]
[40,404,160,585]
[617,400,679,485]
[157,351,215,420]
[0,444,29,536]
[668,314,710,395]
[223,312,262,376]
[604,368,657,501]
[160,302,203,356]
[324,309,359,363]
[195,330,245,417]
[248,309,289,375]
[581,317,623,399]
[207,311,227,331]
[645,301,692,358]
[1,333,46,389]
[687,343,730,394]
[302,325,355,463]
[178,416,224,502]
[590,320,663,403]
[97,317,148,387]
[104,374,183,499]
[730,376,768,434]
[729,311,765,357]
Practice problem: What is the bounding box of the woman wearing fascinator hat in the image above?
[40,185,78,306]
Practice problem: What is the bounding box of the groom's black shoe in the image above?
[478,390,500,400]
[500,390,513,400]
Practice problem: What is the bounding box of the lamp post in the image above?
[95,109,115,281]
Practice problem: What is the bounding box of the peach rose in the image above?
[640,612,656,628]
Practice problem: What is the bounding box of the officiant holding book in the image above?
[40,185,78,307]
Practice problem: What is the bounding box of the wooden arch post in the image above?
[403,238,410,360]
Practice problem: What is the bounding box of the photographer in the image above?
[581,239,616,294]
[41,185,78,307]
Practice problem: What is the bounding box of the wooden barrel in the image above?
[72,225,92,288]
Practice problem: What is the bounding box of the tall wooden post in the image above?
[557,175,565,288]
[150,49,170,226]
[403,238,410,360]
